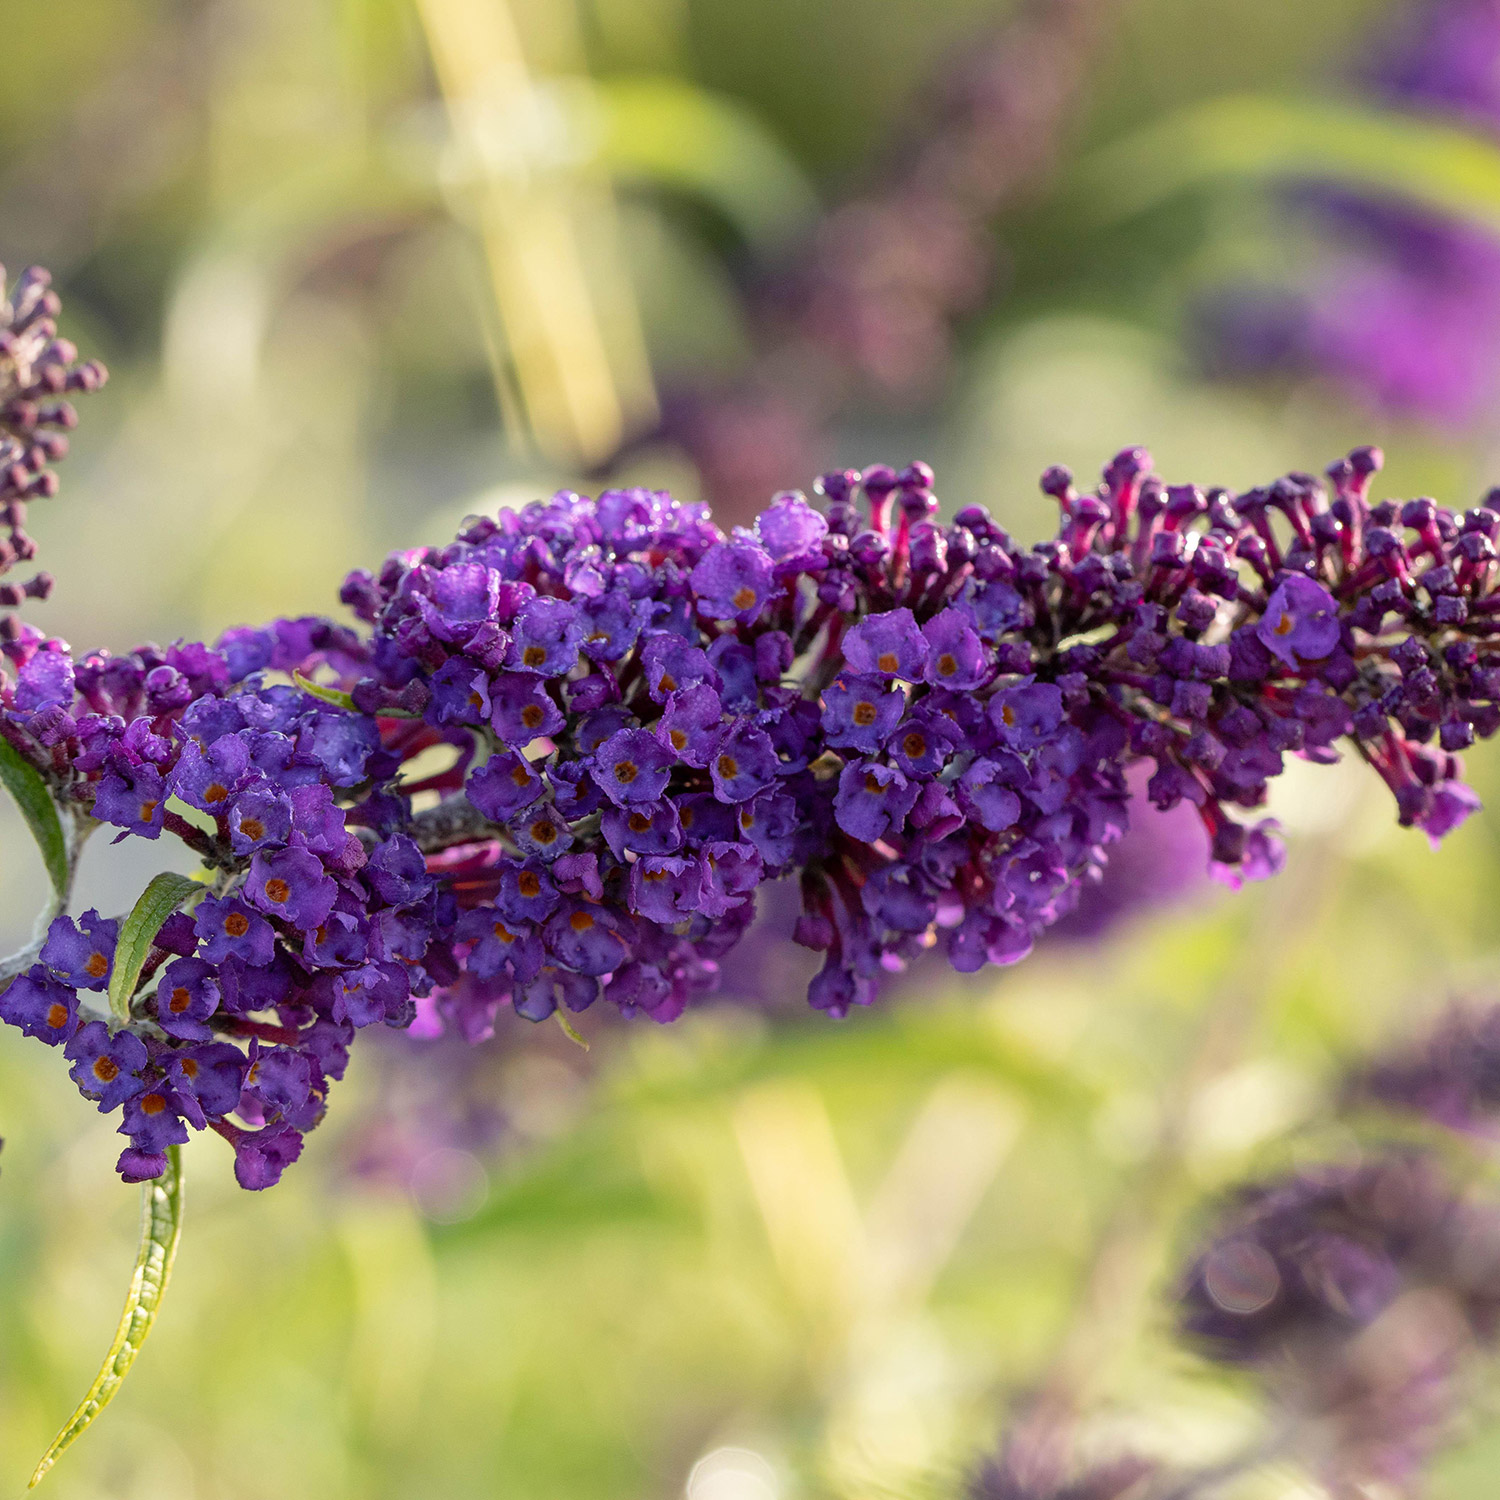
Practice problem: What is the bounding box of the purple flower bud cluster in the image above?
[0,264,106,633]
[1179,1153,1500,1489]
[0,619,455,1189]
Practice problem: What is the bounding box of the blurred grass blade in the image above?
[109,874,208,1024]
[1080,94,1500,234]
[592,77,819,253]
[29,1146,185,1488]
[0,737,68,900]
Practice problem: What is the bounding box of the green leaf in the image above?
[108,874,208,1024]
[293,669,417,718]
[293,670,358,712]
[0,735,68,899]
[591,77,819,253]
[554,1009,590,1051]
[29,1145,185,1488]
[1078,94,1500,235]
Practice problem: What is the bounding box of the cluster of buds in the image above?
[0,264,106,628]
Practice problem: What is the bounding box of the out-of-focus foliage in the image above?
[9,0,1500,1497]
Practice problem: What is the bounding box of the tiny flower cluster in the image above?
[0,620,452,1187]
[0,263,106,630]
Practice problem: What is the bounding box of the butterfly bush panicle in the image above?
[9,438,1500,1188]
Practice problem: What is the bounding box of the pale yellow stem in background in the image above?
[416,0,657,465]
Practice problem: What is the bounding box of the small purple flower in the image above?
[246,844,339,931]
[629,856,705,924]
[509,805,575,860]
[40,909,117,991]
[64,1021,149,1110]
[117,1148,169,1183]
[656,685,723,767]
[467,751,545,821]
[640,634,716,702]
[885,711,959,778]
[427,659,492,725]
[833,761,918,841]
[155,957,222,1040]
[592,727,675,805]
[92,763,166,838]
[489,673,565,744]
[690,539,775,623]
[543,903,628,975]
[171,734,250,812]
[507,596,582,676]
[845,608,928,680]
[708,721,780,803]
[821,672,906,755]
[1256,575,1341,667]
[956,759,1023,831]
[755,491,828,563]
[579,590,650,662]
[119,1088,190,1154]
[168,1043,247,1127]
[989,678,1064,750]
[921,608,989,690]
[194,896,277,967]
[228,783,294,854]
[0,966,79,1044]
[602,800,684,856]
[245,1044,313,1119]
[1420,779,1482,847]
[233,1123,304,1190]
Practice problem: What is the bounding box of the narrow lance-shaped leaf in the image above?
[1078,95,1500,236]
[108,873,208,1025]
[29,1146,185,1488]
[0,735,67,900]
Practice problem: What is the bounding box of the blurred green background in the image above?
[5,0,1500,1496]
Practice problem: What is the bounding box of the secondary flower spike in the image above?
[7,440,1500,1188]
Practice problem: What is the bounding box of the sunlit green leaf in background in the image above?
[590,76,820,253]
[1079,95,1500,234]
[108,874,210,1025]
[28,1145,185,1488]
[0,737,68,902]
